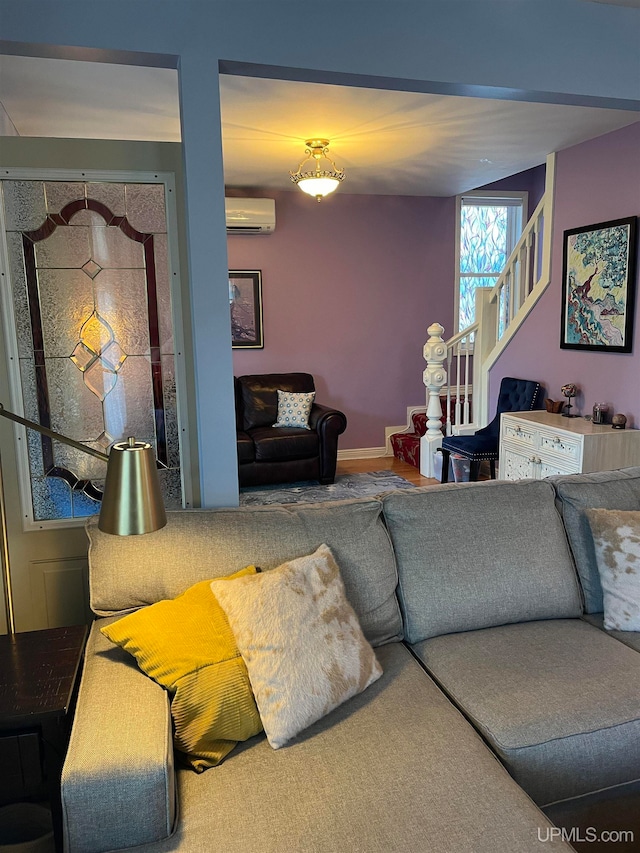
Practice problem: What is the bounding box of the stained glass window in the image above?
[457,194,525,332]
[0,177,184,526]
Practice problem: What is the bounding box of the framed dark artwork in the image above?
[229,270,263,348]
[560,216,637,353]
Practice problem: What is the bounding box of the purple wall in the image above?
[229,190,455,449]
[490,122,640,427]
[476,164,546,221]
[226,152,609,451]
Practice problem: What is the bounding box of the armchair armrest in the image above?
[308,403,347,432]
[309,403,347,484]
[62,622,176,853]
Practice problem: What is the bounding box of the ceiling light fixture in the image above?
[290,139,345,202]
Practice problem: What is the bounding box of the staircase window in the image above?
[455,192,526,332]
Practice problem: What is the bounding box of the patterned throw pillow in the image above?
[585,508,640,631]
[210,544,383,749]
[272,389,315,429]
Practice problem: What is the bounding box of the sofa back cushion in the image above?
[87,498,402,647]
[237,373,315,430]
[383,480,582,644]
[549,467,640,613]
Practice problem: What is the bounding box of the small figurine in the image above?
[561,383,578,418]
[611,413,627,430]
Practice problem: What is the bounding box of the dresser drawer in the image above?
[538,430,582,464]
[502,419,537,448]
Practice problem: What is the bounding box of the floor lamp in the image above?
[0,403,167,636]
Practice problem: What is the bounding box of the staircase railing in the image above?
[444,323,478,436]
[420,153,555,477]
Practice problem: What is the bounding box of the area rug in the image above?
[239,470,415,506]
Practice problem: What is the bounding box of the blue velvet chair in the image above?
[440,377,541,483]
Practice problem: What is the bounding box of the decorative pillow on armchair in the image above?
[272,389,315,429]
[210,544,382,749]
[100,567,263,770]
[585,508,640,631]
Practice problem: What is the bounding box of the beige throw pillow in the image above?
[585,508,640,631]
[210,544,382,749]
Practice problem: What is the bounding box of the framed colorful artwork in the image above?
[229,270,263,349]
[560,216,637,353]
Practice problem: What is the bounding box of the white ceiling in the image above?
[219,76,638,196]
[0,53,638,197]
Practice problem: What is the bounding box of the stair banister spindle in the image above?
[455,343,462,428]
[463,338,470,426]
[518,247,525,310]
[524,231,533,298]
[446,347,453,436]
[533,212,542,283]
[420,323,448,478]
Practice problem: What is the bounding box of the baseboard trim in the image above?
[337,447,387,460]
[384,426,410,455]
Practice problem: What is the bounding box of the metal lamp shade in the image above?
[98,438,167,535]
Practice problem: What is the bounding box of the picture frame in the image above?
[229,270,263,349]
[560,216,637,353]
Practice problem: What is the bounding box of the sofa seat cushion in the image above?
[582,612,640,653]
[150,643,571,853]
[383,480,582,644]
[411,619,640,806]
[550,467,640,613]
[250,426,318,461]
[236,431,255,464]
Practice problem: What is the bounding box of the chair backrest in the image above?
[479,376,541,438]
[236,373,316,431]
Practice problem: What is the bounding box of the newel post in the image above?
[420,322,447,478]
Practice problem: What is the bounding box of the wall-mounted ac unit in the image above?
[225,198,276,234]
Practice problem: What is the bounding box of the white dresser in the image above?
[499,410,640,480]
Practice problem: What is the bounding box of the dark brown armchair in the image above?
[235,373,347,488]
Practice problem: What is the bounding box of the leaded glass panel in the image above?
[459,275,497,331]
[0,178,183,524]
[460,205,508,274]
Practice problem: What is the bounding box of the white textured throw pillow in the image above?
[272,389,315,429]
[585,508,640,631]
[210,544,382,749]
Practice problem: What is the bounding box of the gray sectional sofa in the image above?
[61,468,640,853]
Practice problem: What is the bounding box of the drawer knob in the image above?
[553,436,561,444]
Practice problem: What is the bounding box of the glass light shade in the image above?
[297,177,341,199]
[98,438,167,535]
